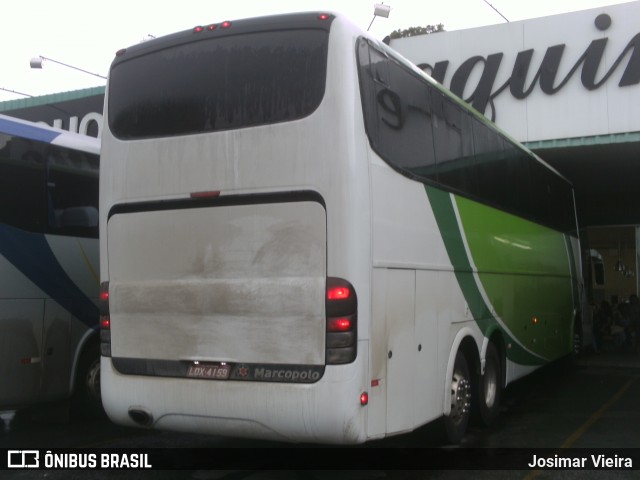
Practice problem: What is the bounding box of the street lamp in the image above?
[367,3,391,31]
[29,55,106,80]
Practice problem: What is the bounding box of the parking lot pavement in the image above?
[576,347,640,369]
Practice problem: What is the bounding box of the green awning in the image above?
[525,131,640,150]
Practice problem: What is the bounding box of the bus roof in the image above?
[110,11,337,66]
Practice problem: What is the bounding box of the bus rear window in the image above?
[108,29,329,139]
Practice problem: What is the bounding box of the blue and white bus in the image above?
[0,114,101,415]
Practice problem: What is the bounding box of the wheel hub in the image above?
[450,373,471,424]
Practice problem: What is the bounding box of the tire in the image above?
[442,350,472,444]
[473,342,502,427]
[71,341,104,420]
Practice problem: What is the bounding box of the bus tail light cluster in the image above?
[326,277,357,364]
[99,281,111,357]
[193,21,232,33]
[193,14,330,34]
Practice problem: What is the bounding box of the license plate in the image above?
[186,363,230,380]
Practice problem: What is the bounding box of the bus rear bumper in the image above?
[100,349,368,445]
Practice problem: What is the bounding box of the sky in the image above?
[0,0,635,102]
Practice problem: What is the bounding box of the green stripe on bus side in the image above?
[456,196,575,362]
[426,186,571,365]
[424,186,493,324]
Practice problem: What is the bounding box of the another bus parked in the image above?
[0,114,101,416]
[99,12,584,444]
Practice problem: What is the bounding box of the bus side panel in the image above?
[41,300,72,401]
[45,236,100,306]
[368,269,388,438]
[369,164,474,436]
[0,239,45,407]
[0,232,98,409]
[370,267,473,437]
[414,269,451,427]
[42,234,99,402]
[381,268,416,434]
[0,299,43,407]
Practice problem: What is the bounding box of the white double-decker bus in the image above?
[99,12,584,444]
[0,114,101,415]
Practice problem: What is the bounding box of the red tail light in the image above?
[194,21,231,33]
[99,289,109,303]
[99,281,111,357]
[327,317,352,332]
[190,190,220,199]
[326,278,357,365]
[327,286,350,300]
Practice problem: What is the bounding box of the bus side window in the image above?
[45,146,99,238]
[357,39,436,181]
[431,92,475,193]
[357,39,576,234]
[377,89,403,130]
[0,134,47,233]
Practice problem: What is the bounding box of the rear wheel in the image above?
[443,350,472,444]
[473,342,502,427]
[71,341,103,420]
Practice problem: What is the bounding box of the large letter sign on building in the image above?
[391,2,640,143]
